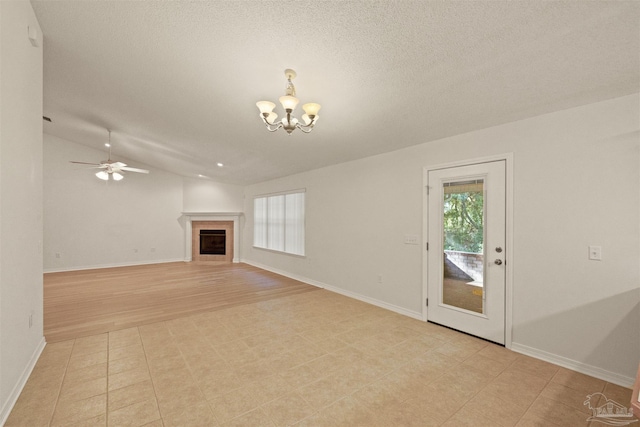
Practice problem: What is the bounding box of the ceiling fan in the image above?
[70,130,149,181]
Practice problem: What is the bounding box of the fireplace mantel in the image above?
[182,212,242,262]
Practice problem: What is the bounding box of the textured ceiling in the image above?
[32,1,639,185]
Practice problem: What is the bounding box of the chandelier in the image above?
[256,69,321,134]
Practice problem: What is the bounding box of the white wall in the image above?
[0,1,45,422]
[242,94,640,385]
[183,177,244,213]
[44,134,185,271]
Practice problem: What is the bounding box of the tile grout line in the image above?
[106,333,110,427]
[138,324,164,426]
[221,312,290,425]
[506,357,543,426]
[496,355,536,425]
[447,354,561,426]
[411,350,481,426]
[204,311,303,425]
[178,317,223,424]
[275,333,413,424]
[47,340,75,426]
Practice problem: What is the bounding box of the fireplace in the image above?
[189,219,235,262]
[199,230,226,255]
[183,213,241,263]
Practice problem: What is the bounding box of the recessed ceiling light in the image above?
[198,174,206,178]
[217,163,224,167]
[105,143,111,147]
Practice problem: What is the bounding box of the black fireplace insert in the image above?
[200,229,226,255]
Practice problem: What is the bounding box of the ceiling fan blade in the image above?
[70,161,102,166]
[120,166,149,174]
[112,161,127,168]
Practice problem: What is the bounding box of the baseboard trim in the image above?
[0,337,46,425]
[43,258,185,274]
[319,283,423,321]
[241,259,423,321]
[511,342,635,388]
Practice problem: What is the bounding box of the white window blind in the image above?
[253,197,267,248]
[284,192,305,255]
[253,190,305,256]
[267,195,285,251]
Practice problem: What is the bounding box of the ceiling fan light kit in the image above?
[256,69,321,135]
[70,130,149,181]
[96,170,123,181]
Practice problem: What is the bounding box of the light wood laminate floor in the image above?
[44,262,319,343]
[6,262,635,426]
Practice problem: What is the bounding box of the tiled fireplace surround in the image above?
[182,212,242,263]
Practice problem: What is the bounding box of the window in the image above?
[253,190,305,256]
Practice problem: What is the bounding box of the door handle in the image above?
[494,259,503,265]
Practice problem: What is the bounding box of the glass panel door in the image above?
[426,160,506,344]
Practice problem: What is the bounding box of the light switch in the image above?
[589,246,602,261]
[404,234,419,245]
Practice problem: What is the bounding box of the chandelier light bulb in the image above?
[256,101,275,115]
[302,103,321,117]
[279,95,299,112]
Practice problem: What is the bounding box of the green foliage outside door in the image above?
[443,181,484,254]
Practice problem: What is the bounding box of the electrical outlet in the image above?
[55,252,61,259]
[589,245,602,261]
[377,275,383,284]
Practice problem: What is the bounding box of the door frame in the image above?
[422,153,514,348]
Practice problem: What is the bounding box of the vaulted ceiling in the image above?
[32,1,639,185]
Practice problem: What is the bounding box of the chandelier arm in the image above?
[295,117,317,130]
[261,116,283,132]
[261,115,275,126]
[265,123,282,132]
[295,123,314,133]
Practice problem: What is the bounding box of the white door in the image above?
[426,160,506,344]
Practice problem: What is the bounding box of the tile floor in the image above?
[6,289,637,426]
